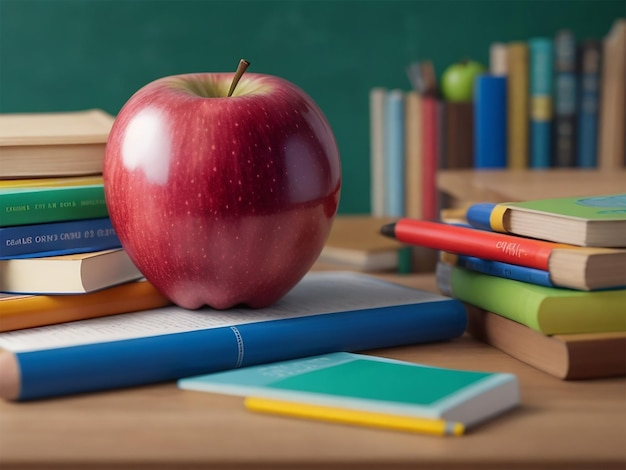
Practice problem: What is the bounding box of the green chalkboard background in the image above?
[1,0,623,213]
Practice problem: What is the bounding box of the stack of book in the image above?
[315,215,404,272]
[381,193,626,380]
[0,110,170,332]
[369,19,626,238]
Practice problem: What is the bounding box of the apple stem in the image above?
[227,59,251,97]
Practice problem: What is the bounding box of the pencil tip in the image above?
[380,223,396,238]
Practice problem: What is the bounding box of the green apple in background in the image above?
[440,59,486,102]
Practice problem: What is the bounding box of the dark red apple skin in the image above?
[103,73,341,309]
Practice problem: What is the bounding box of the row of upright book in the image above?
[380,193,626,380]
[369,19,626,224]
[0,109,171,332]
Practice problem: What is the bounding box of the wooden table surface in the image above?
[1,273,625,470]
[437,168,626,205]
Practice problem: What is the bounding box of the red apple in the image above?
[103,62,341,309]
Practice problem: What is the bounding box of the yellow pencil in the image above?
[244,396,465,437]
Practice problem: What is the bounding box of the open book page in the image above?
[0,272,447,353]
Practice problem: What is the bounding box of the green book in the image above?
[178,352,519,432]
[0,184,108,227]
[467,194,626,247]
[437,262,626,335]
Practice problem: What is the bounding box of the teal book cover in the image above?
[178,352,520,428]
[529,37,554,169]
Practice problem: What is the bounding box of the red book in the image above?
[380,219,626,291]
[421,97,439,221]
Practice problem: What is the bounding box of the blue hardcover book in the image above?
[384,89,405,216]
[576,40,602,168]
[0,272,467,401]
[529,38,554,168]
[0,217,121,259]
[442,253,554,288]
[473,75,507,168]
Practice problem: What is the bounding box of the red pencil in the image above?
[380,219,572,271]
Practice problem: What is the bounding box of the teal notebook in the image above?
[178,352,520,429]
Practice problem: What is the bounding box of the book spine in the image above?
[0,217,120,259]
[466,307,626,380]
[421,96,439,221]
[576,40,602,168]
[529,38,554,168]
[490,42,508,76]
[384,89,405,217]
[436,262,545,332]
[553,30,578,167]
[597,19,626,170]
[393,219,556,271]
[473,75,507,168]
[404,91,422,220]
[446,253,554,288]
[369,87,387,217]
[0,185,108,227]
[10,300,467,400]
[506,42,529,169]
[444,102,474,169]
[464,307,569,379]
[0,176,104,189]
[437,262,626,335]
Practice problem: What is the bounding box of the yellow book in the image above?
[506,42,529,169]
[0,279,170,332]
[0,175,104,188]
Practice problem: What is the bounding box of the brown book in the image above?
[466,305,626,380]
[443,102,474,169]
[404,91,423,221]
[598,19,626,169]
[0,109,114,179]
[506,42,529,169]
[317,216,402,271]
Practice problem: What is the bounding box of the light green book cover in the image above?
[504,194,626,221]
[178,352,519,428]
[438,263,626,335]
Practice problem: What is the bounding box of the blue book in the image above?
[0,217,121,259]
[0,272,467,401]
[576,40,602,168]
[529,38,554,168]
[474,75,507,168]
[384,89,405,217]
[442,252,554,288]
